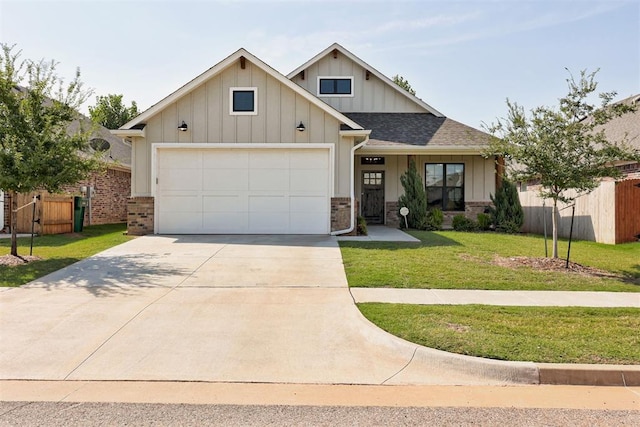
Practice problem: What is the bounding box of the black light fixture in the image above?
[296,121,305,132]
[178,121,188,131]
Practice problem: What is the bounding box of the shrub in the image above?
[452,214,478,231]
[489,179,524,233]
[398,159,428,229]
[357,216,368,235]
[476,213,491,231]
[425,208,444,230]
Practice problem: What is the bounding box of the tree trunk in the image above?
[552,199,559,259]
[10,191,18,257]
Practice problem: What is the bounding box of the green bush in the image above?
[476,213,491,231]
[452,214,478,231]
[425,208,444,230]
[398,159,428,229]
[489,179,524,233]
[357,216,368,235]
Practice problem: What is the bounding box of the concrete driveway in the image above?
[0,235,537,385]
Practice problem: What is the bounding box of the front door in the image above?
[362,171,384,224]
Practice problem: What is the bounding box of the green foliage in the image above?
[89,93,139,129]
[357,216,368,236]
[0,43,101,256]
[484,69,639,256]
[392,74,416,95]
[425,208,443,231]
[452,214,478,232]
[398,159,428,229]
[489,179,523,233]
[476,213,491,231]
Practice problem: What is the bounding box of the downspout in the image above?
[331,135,369,235]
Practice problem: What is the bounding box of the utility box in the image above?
[73,196,87,232]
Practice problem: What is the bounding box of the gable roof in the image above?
[119,48,365,132]
[287,43,444,117]
[344,113,491,153]
[592,94,640,150]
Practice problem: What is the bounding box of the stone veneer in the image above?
[127,197,154,235]
[385,201,400,228]
[331,197,357,235]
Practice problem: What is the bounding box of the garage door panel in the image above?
[159,169,202,191]
[203,150,249,169]
[249,195,289,213]
[203,195,246,213]
[160,212,203,233]
[159,196,201,213]
[290,196,328,213]
[203,212,249,233]
[290,169,328,193]
[250,212,289,233]
[290,213,329,233]
[249,169,289,191]
[203,169,249,191]
[249,151,289,169]
[290,150,328,169]
[159,150,201,169]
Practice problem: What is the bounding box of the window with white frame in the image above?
[317,76,353,97]
[230,87,257,115]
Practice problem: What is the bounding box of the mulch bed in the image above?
[492,255,619,279]
[0,254,42,266]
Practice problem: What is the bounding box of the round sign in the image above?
[400,207,409,216]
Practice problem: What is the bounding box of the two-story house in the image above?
[115,43,498,235]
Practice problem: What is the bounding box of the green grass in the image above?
[358,303,640,364]
[0,223,133,287]
[340,231,640,292]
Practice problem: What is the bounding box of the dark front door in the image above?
[362,171,385,224]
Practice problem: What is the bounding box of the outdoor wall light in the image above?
[296,121,306,132]
[177,121,188,131]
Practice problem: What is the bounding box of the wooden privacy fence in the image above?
[519,178,640,244]
[15,193,74,235]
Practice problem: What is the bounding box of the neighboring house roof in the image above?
[67,117,131,169]
[593,94,640,150]
[343,113,491,152]
[119,48,365,133]
[287,43,444,117]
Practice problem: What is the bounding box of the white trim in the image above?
[288,43,444,117]
[317,76,354,98]
[339,129,371,137]
[229,87,258,115]
[331,137,369,235]
[111,128,145,138]
[359,145,487,156]
[151,143,335,235]
[120,49,364,131]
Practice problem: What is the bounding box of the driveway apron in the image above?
[0,235,537,385]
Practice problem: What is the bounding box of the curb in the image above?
[537,363,640,386]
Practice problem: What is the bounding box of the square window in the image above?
[230,87,257,115]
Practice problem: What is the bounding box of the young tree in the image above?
[0,44,101,257]
[392,74,416,95]
[485,69,638,257]
[89,94,139,129]
[398,159,428,229]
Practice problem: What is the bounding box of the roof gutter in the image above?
[330,135,370,236]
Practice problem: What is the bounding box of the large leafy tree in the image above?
[89,93,139,129]
[0,44,100,256]
[485,69,638,258]
[393,74,416,95]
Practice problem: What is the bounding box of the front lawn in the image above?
[358,303,640,364]
[0,223,133,287]
[340,231,640,292]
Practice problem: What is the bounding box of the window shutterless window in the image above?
[230,87,257,115]
[317,76,354,97]
[425,163,465,211]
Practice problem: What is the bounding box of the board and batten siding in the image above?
[355,154,495,203]
[131,59,346,197]
[291,54,427,113]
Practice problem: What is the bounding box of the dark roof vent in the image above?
[89,138,111,152]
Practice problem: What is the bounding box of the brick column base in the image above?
[127,197,154,235]
[385,201,400,227]
[331,197,357,235]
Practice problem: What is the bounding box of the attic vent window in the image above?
[230,87,257,115]
[317,76,354,97]
[361,157,385,165]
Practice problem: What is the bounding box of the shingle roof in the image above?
[343,113,491,147]
[593,94,640,150]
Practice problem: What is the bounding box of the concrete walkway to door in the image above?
[0,234,538,385]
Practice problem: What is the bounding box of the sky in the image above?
[1,0,638,129]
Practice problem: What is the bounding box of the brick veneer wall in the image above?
[62,168,130,226]
[331,197,359,235]
[385,201,400,228]
[127,197,154,235]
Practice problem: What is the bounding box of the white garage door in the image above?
[155,146,332,234]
